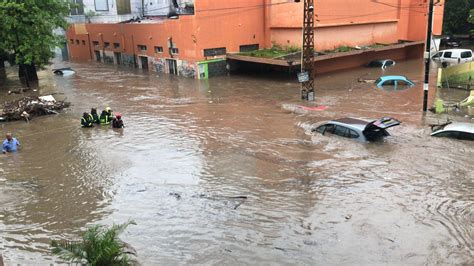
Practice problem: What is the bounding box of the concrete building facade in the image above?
[66,0,445,79]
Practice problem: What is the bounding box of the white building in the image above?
[67,0,194,24]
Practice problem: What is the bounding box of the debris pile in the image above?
[0,96,70,122]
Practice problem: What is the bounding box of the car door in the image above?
[460,51,473,64]
[442,51,456,65]
[432,51,443,61]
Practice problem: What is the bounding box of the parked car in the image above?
[440,36,462,48]
[375,75,415,88]
[312,117,401,142]
[430,122,474,141]
[431,49,473,66]
[366,59,396,69]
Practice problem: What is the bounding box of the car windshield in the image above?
[368,61,384,67]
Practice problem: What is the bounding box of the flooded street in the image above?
[0,58,473,264]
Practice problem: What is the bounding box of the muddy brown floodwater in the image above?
[0,57,473,265]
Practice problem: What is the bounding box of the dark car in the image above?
[441,36,462,48]
[366,59,396,69]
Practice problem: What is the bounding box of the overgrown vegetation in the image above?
[51,221,136,265]
[469,9,474,36]
[238,44,300,58]
[442,0,474,35]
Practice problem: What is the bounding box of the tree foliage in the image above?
[0,0,72,68]
[469,9,474,35]
[442,0,474,35]
[51,221,136,265]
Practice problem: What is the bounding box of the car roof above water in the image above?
[330,118,370,131]
[441,122,474,133]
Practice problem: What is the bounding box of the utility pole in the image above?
[301,0,315,101]
[422,0,434,112]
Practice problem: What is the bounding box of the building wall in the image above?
[67,0,445,77]
[266,0,444,50]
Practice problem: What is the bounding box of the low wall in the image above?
[437,61,474,89]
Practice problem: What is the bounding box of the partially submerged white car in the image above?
[431,122,474,141]
[312,117,401,142]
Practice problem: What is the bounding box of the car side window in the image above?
[348,129,359,138]
[315,125,326,133]
[385,60,394,67]
[325,124,336,134]
[459,132,474,141]
[382,80,395,86]
[397,80,409,86]
[461,51,472,58]
[334,125,349,137]
[443,52,452,58]
[434,131,459,138]
[433,52,442,58]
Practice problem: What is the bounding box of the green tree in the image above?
[469,9,474,35]
[51,221,136,265]
[442,0,474,35]
[0,0,71,83]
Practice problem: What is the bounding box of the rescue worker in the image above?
[112,113,125,128]
[99,110,111,125]
[105,107,114,121]
[91,108,100,124]
[2,133,20,154]
[81,112,94,127]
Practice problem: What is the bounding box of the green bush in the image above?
[51,221,136,265]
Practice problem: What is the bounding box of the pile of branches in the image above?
[0,96,70,122]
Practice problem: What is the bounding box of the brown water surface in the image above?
[0,58,472,264]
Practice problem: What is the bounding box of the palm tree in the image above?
[51,220,136,265]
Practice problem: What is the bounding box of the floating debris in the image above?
[0,96,70,122]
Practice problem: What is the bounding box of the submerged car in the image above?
[430,122,474,141]
[366,59,396,69]
[375,75,415,89]
[53,67,75,76]
[312,117,401,142]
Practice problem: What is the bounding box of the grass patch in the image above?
[238,44,300,58]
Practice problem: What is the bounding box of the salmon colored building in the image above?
[66,0,445,78]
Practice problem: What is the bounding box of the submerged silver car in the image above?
[431,122,474,141]
[313,117,401,142]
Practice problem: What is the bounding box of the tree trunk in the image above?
[18,63,38,82]
[0,59,6,83]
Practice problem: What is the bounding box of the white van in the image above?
[431,49,473,66]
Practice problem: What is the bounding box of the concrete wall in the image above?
[266,0,445,50]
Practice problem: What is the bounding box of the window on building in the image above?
[114,43,120,49]
[70,39,74,44]
[104,42,110,49]
[82,40,86,45]
[154,46,164,53]
[239,44,259,52]
[93,41,99,47]
[95,0,109,11]
[70,0,84,15]
[203,47,227,57]
[171,48,179,55]
[138,45,147,52]
[117,0,131,15]
[75,40,80,45]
